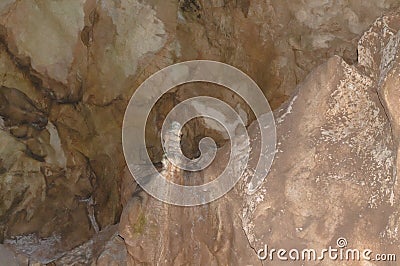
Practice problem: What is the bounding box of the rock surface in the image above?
[120,9,400,265]
[0,0,399,265]
[0,244,18,266]
[246,10,400,264]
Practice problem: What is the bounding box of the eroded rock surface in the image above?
[0,0,399,265]
[120,9,400,266]
[241,11,400,265]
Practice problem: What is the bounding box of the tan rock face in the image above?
[119,9,400,266]
[176,0,400,108]
[243,56,396,264]
[0,0,86,103]
[0,0,400,264]
[0,47,95,255]
[119,153,259,265]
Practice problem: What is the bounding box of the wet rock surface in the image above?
[0,0,399,265]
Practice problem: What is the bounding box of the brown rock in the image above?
[120,8,400,265]
[0,0,400,264]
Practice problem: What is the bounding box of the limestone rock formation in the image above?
[120,9,400,265]
[0,0,399,265]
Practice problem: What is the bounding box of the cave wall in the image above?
[0,0,399,263]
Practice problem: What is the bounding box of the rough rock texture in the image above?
[0,244,18,266]
[243,59,395,264]
[54,225,127,265]
[120,9,400,265]
[0,0,399,265]
[242,11,400,265]
[146,0,400,161]
[119,143,259,265]
[176,0,400,108]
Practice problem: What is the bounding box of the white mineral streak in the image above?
[276,95,298,124]
[46,122,67,169]
[100,0,167,77]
